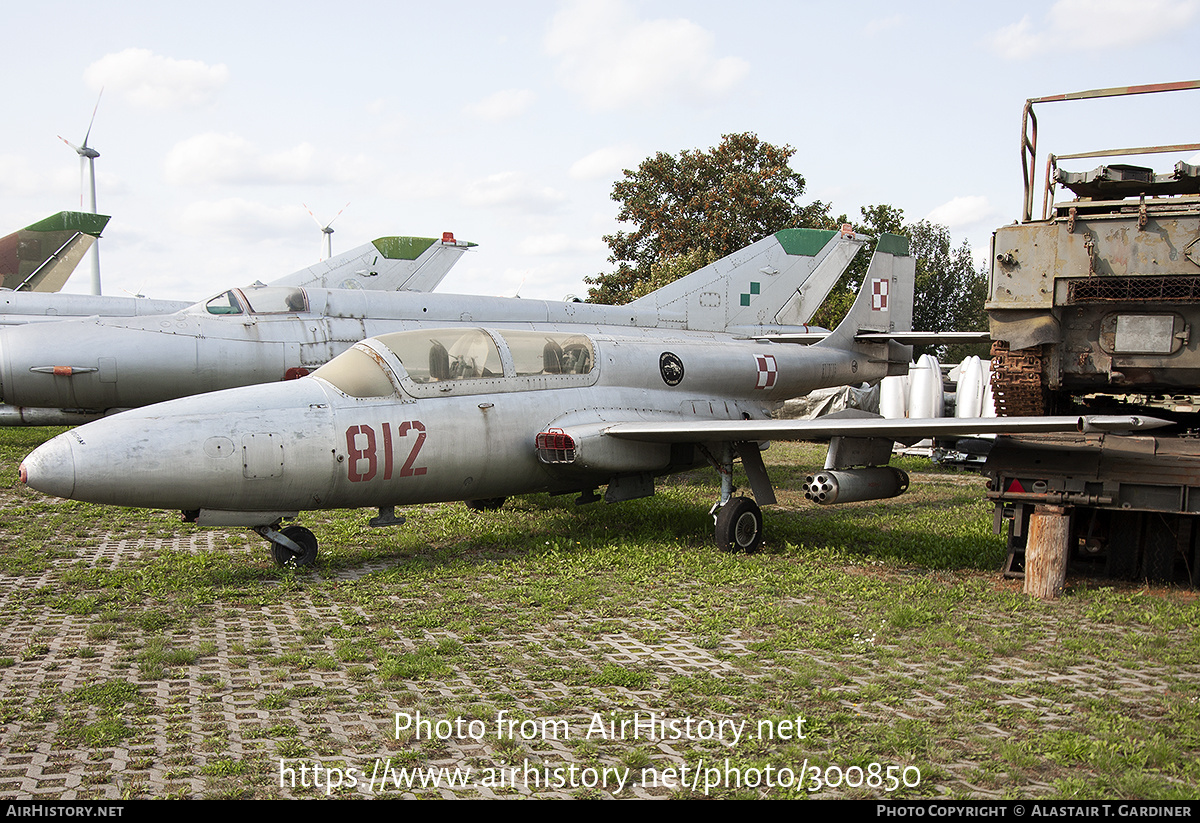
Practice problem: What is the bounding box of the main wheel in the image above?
[715,497,763,553]
[272,525,319,568]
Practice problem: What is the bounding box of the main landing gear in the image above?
[714,496,763,552]
[255,523,319,568]
[705,441,773,553]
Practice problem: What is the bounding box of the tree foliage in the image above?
[586,132,834,304]
[908,220,989,360]
[809,204,907,330]
[583,135,989,357]
[811,205,988,359]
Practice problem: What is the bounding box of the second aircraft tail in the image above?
[272,233,476,292]
[624,226,869,334]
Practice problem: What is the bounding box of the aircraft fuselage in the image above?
[0,287,835,412]
[20,326,882,521]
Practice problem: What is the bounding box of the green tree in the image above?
[908,220,989,361]
[586,132,835,304]
[809,204,907,330]
[810,205,989,360]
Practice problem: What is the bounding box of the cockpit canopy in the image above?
[313,327,597,398]
[203,286,308,315]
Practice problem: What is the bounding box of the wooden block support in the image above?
[1024,505,1071,600]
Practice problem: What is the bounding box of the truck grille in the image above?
[1067,275,1200,303]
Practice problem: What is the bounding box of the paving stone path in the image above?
[0,512,1195,799]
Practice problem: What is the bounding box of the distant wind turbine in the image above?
[59,89,104,295]
[304,202,350,261]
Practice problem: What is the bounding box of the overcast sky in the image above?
[3,0,1199,303]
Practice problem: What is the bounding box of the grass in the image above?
[0,430,1198,799]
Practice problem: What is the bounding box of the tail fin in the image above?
[624,227,868,333]
[0,212,110,292]
[271,233,476,292]
[815,233,914,351]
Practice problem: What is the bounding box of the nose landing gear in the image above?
[255,523,319,567]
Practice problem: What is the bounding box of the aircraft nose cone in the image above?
[19,435,76,499]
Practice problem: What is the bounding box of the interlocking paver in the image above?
[0,512,1196,799]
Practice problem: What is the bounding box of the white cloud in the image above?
[990,0,1198,59]
[865,14,904,37]
[164,133,364,187]
[464,89,536,121]
[518,233,606,256]
[462,171,566,213]
[176,198,299,240]
[0,155,43,197]
[569,144,642,180]
[84,48,229,109]
[989,15,1039,60]
[545,0,749,110]
[925,196,995,230]
[519,234,573,255]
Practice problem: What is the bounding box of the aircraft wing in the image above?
[758,331,992,344]
[601,414,1170,444]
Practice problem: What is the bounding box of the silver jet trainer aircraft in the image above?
[0,226,865,422]
[20,233,1167,565]
[0,233,474,424]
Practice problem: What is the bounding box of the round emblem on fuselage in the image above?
[659,351,684,386]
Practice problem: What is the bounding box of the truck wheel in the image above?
[1105,512,1141,580]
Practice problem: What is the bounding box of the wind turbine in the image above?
[303,202,349,261]
[59,90,104,295]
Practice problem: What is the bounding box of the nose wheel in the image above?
[256,524,319,567]
[714,497,763,552]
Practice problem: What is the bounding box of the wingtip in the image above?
[1079,415,1174,433]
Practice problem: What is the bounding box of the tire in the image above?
[1105,511,1141,580]
[1143,514,1178,582]
[715,497,763,553]
[272,525,318,568]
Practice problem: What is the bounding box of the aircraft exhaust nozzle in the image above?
[802,466,909,505]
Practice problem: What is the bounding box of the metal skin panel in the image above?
[18,325,891,514]
[989,222,1063,310]
[264,235,473,292]
[19,330,1166,522]
[0,212,111,292]
[0,231,878,415]
[771,234,870,327]
[13,233,95,293]
[20,379,338,510]
[624,228,872,331]
[989,216,1200,315]
[0,234,469,330]
[0,292,192,327]
[19,251,1168,546]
